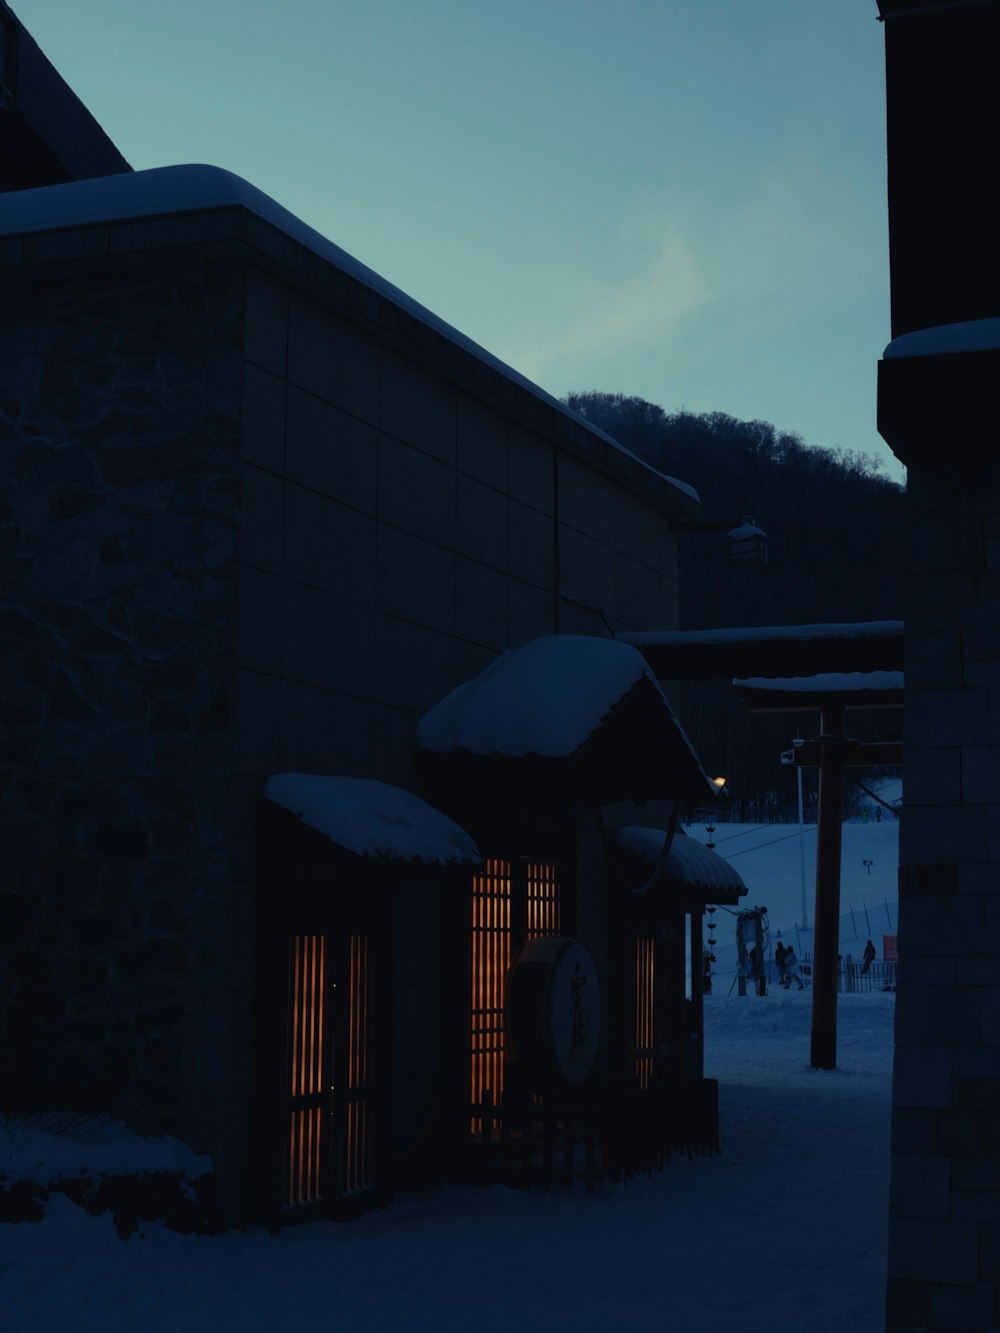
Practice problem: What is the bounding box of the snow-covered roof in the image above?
[418,636,664,759]
[262,774,480,867]
[883,317,1000,359]
[624,621,904,650]
[418,635,719,807]
[734,671,903,693]
[0,164,698,508]
[615,827,747,895]
[727,519,766,540]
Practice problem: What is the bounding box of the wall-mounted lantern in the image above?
[726,516,768,565]
[673,514,768,564]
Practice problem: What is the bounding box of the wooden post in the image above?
[810,706,845,1069]
[689,908,704,1079]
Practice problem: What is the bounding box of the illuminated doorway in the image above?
[469,856,561,1130]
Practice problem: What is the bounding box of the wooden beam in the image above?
[811,713,845,1070]
[735,687,903,712]
[621,622,903,681]
[789,740,904,768]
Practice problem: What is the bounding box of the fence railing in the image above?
[839,958,896,992]
[732,957,897,993]
[467,1075,720,1192]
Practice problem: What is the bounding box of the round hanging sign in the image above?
[505,936,600,1085]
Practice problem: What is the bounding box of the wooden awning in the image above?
[614,827,748,907]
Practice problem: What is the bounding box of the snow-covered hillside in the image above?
[685,815,899,977]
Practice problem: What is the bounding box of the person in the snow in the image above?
[783,947,805,990]
[862,939,877,974]
[775,941,788,988]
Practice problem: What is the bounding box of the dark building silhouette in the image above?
[877,2,1000,1330]
[0,1,130,191]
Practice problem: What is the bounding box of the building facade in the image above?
[0,160,726,1219]
[877,2,1000,1330]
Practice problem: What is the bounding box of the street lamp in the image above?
[726,516,769,565]
[672,514,769,564]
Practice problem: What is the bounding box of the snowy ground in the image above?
[1,989,894,1332]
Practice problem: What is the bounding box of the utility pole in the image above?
[781,735,810,932]
[810,708,845,1070]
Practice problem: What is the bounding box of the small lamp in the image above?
[726,516,768,564]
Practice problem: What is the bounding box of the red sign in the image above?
[883,934,898,963]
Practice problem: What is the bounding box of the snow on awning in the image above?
[734,671,903,693]
[625,621,904,648]
[417,635,720,807]
[883,318,1000,359]
[262,774,481,867]
[615,827,747,903]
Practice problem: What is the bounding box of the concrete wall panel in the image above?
[283,482,376,605]
[244,269,288,376]
[241,363,285,472]
[374,614,457,714]
[457,392,507,490]
[375,525,455,634]
[378,434,456,545]
[380,353,456,464]
[456,557,509,651]
[278,680,377,775]
[282,581,376,697]
[456,474,508,570]
[286,386,377,514]
[287,298,379,424]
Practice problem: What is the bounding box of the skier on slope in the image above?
[783,946,805,990]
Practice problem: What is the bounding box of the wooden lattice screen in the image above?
[526,860,561,937]
[283,931,375,1214]
[286,934,329,1209]
[470,858,511,1132]
[342,933,374,1197]
[470,857,560,1130]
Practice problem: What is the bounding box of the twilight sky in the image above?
[22,0,902,482]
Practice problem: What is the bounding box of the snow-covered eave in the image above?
[883,317,1000,360]
[615,826,748,899]
[622,623,904,685]
[623,621,904,649]
[734,671,904,693]
[0,164,698,513]
[262,774,481,868]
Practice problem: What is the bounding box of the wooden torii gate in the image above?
[733,677,903,1069]
[619,622,904,1070]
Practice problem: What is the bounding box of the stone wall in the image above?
[887,465,1000,1333]
[0,257,243,1153]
